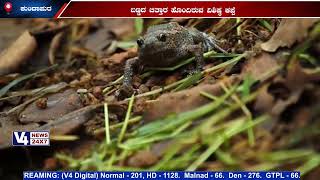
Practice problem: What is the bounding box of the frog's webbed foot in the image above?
[186,44,205,73]
[115,84,135,100]
[116,57,139,100]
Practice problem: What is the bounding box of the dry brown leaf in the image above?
[0,103,100,149]
[254,85,275,113]
[252,55,319,122]
[261,18,319,52]
[100,19,136,38]
[270,61,308,116]
[0,31,37,75]
[143,76,239,121]
[127,150,158,168]
[19,89,83,123]
[38,104,101,135]
[241,52,279,81]
[271,89,302,116]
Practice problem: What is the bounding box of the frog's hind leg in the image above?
[202,33,228,54]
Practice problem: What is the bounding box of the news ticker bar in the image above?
[23,171,300,180]
[59,1,320,18]
[1,1,320,18]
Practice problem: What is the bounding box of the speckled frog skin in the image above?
[117,22,226,98]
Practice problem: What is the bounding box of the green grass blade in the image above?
[258,20,273,32]
[117,41,137,49]
[260,150,315,162]
[241,74,255,98]
[135,18,144,35]
[137,84,238,136]
[0,64,58,98]
[173,72,202,92]
[204,53,246,74]
[297,155,320,176]
[104,103,111,145]
[187,115,269,170]
[118,94,135,144]
[215,149,238,166]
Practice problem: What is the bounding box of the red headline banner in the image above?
[58,1,320,18]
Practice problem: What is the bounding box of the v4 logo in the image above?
[12,131,50,146]
[12,132,30,146]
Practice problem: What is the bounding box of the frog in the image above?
[116,22,227,99]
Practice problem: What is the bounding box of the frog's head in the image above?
[137,32,178,55]
[137,23,185,58]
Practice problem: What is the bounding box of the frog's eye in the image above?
[137,38,144,47]
[158,33,166,42]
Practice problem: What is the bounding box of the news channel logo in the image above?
[3,2,13,14]
[12,131,50,146]
[1,0,58,18]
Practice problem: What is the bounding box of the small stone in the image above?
[105,95,116,103]
[92,86,103,99]
[79,74,92,83]
[36,97,47,109]
[138,85,149,94]
[77,89,88,94]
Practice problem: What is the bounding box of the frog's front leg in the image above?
[116,57,139,99]
[123,57,139,87]
[185,43,205,73]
